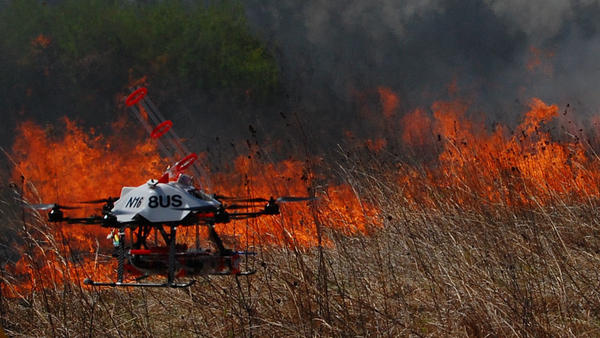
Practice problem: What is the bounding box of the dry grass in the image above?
[2,153,600,337]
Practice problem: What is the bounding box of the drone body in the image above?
[112,177,220,224]
[35,167,305,287]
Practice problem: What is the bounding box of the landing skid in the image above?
[83,278,196,288]
[211,270,257,276]
[237,270,256,276]
[83,271,255,287]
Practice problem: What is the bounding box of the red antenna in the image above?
[124,86,211,190]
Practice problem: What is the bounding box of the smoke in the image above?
[4,1,600,156]
[243,0,600,130]
[486,0,592,42]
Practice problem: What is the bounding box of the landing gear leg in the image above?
[167,226,177,285]
[207,223,227,255]
[117,226,125,284]
[84,225,195,288]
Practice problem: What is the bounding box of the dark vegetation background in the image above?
[3,0,600,160]
[0,0,282,160]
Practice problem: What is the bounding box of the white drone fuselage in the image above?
[111,179,220,224]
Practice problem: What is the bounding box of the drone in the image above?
[30,87,313,288]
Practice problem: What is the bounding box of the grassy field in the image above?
[2,152,600,337]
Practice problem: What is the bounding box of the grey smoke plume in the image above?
[243,0,600,130]
[4,0,600,156]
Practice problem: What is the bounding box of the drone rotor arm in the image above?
[214,196,315,203]
[172,205,218,212]
[30,203,81,210]
[78,197,119,204]
[224,204,263,210]
[276,196,315,203]
[227,211,266,220]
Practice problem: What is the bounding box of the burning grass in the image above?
[2,95,600,335]
[2,169,600,336]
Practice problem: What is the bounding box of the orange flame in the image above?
[31,34,51,49]
[209,156,378,247]
[400,108,433,147]
[7,117,165,292]
[526,46,555,75]
[12,118,164,209]
[11,87,589,293]
[378,86,399,119]
[399,96,599,207]
[6,117,378,292]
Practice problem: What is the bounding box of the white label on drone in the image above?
[125,197,144,208]
[148,195,183,208]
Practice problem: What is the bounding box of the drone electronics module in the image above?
[31,87,313,288]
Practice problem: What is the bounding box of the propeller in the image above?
[30,203,81,222]
[30,203,80,210]
[212,194,235,200]
[225,204,263,210]
[77,197,119,214]
[226,198,268,203]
